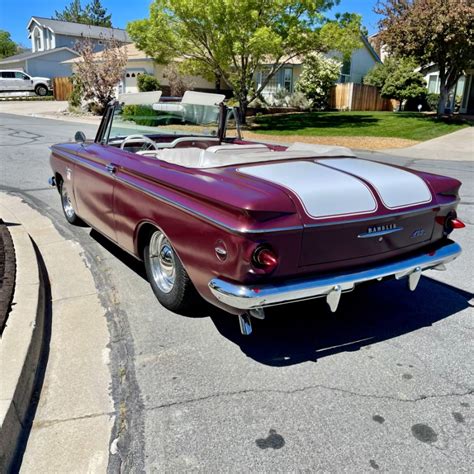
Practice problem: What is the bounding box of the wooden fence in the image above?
[53,77,73,101]
[330,83,394,111]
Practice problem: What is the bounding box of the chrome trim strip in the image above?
[358,227,403,239]
[208,241,462,310]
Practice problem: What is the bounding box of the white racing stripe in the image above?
[319,158,432,209]
[239,161,377,219]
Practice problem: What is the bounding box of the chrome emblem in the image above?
[367,223,397,234]
[358,223,403,239]
[411,228,426,239]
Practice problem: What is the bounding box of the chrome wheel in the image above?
[61,186,75,220]
[149,231,176,293]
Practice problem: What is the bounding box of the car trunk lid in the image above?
[238,158,437,266]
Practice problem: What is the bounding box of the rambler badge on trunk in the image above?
[358,223,403,239]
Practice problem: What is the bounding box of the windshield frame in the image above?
[95,100,239,145]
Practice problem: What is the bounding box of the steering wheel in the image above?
[120,134,159,151]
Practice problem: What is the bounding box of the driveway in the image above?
[1,113,472,472]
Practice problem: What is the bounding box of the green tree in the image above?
[84,0,112,27]
[376,0,474,115]
[127,0,362,121]
[54,0,112,27]
[364,57,426,110]
[296,53,342,109]
[137,73,161,92]
[0,30,18,59]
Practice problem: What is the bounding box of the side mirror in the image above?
[74,131,86,144]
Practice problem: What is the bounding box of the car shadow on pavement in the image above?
[86,229,472,366]
[210,277,472,367]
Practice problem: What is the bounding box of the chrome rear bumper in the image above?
[208,241,461,312]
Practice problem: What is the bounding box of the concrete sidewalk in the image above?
[0,100,101,125]
[0,194,113,472]
[384,126,473,161]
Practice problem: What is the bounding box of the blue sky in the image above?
[0,0,381,46]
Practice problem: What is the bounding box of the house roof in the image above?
[27,16,131,43]
[0,47,79,65]
[361,35,382,63]
[63,43,151,63]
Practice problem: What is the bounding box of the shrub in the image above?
[287,91,312,110]
[121,104,158,126]
[296,52,341,110]
[137,73,161,92]
[68,74,83,109]
[272,88,289,106]
[426,93,440,111]
[163,63,193,97]
[365,57,426,111]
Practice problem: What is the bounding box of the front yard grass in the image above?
[250,111,471,142]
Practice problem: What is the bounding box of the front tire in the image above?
[144,229,199,312]
[35,84,48,96]
[59,181,82,225]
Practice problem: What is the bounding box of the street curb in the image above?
[0,224,46,472]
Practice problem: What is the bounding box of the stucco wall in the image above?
[0,60,26,71]
[349,47,378,84]
[55,34,105,52]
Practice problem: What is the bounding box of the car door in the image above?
[15,72,34,91]
[73,142,122,241]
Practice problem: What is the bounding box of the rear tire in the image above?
[59,181,82,225]
[35,84,48,96]
[143,229,200,312]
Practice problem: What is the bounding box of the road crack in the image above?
[146,386,474,411]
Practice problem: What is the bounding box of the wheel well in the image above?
[55,173,63,193]
[35,83,47,89]
[136,223,157,260]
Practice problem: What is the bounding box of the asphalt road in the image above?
[1,113,472,472]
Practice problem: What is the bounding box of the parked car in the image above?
[0,70,51,96]
[48,91,464,335]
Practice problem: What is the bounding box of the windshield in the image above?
[106,102,221,143]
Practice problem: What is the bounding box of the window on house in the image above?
[283,68,293,92]
[339,59,351,83]
[427,75,439,93]
[131,73,136,78]
[126,73,130,77]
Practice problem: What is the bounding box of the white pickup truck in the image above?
[0,70,51,96]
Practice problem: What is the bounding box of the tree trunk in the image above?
[214,72,221,91]
[438,85,449,116]
[238,91,249,125]
[437,65,448,117]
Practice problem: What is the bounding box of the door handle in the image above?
[106,163,117,174]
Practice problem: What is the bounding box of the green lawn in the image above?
[251,111,471,141]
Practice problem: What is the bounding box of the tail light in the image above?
[252,246,278,272]
[436,211,466,235]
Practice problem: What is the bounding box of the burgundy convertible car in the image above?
[49,91,464,335]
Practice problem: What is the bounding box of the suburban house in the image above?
[256,36,382,102]
[65,43,221,95]
[0,16,130,78]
